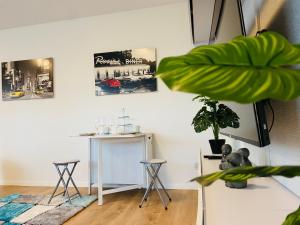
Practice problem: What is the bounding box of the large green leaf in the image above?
[157,32,300,103]
[191,165,300,186]
[282,207,300,225]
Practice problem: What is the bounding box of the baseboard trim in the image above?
[0,180,198,190]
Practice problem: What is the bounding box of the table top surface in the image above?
[74,133,148,139]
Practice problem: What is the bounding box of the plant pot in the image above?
[209,139,225,154]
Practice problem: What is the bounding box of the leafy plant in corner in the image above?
[192,96,240,154]
[156,31,300,225]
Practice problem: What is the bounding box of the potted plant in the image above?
[192,96,240,154]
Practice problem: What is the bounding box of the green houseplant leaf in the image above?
[191,165,300,186]
[192,106,212,133]
[282,207,300,225]
[157,31,300,103]
[217,104,239,129]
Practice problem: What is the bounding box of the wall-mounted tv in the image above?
[210,0,271,147]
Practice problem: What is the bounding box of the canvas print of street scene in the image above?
[2,58,54,101]
[94,48,157,96]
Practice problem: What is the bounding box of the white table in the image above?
[80,133,153,205]
[198,156,300,225]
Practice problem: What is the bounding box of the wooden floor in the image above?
[0,186,198,225]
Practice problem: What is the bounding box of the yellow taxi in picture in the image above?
[34,90,44,95]
[10,91,25,98]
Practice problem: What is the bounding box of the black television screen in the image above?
[211,0,270,147]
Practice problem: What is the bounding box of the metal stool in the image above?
[139,159,172,210]
[48,160,81,204]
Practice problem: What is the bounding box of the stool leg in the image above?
[48,165,66,204]
[153,178,168,210]
[143,167,158,201]
[64,164,73,193]
[150,165,172,202]
[139,184,152,208]
[139,165,155,208]
[143,178,154,201]
[139,164,162,207]
[58,165,72,203]
[65,162,81,198]
[146,165,168,210]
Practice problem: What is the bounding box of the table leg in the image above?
[98,141,103,205]
[143,137,148,188]
[88,138,92,195]
[144,134,153,188]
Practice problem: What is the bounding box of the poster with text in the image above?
[2,58,54,101]
[94,48,157,96]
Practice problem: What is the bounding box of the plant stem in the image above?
[212,123,219,140]
[211,102,219,140]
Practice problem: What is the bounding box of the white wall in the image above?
[0,2,207,189]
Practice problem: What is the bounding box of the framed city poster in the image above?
[2,58,54,101]
[94,48,157,96]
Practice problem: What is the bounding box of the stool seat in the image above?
[53,160,80,165]
[141,159,166,165]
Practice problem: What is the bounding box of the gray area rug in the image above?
[38,195,68,206]
[25,206,83,225]
[62,195,98,208]
[13,195,44,205]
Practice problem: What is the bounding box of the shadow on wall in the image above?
[263,0,300,150]
[268,100,300,149]
[267,0,300,43]
[0,160,24,184]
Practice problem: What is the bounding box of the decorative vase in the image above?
[209,139,225,154]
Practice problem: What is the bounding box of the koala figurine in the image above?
[219,144,252,189]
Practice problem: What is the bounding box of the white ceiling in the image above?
[0,0,184,30]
